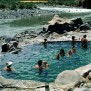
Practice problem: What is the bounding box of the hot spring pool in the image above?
[0,41,91,83]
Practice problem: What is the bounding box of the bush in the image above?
[0,4,6,9]
[10,4,17,10]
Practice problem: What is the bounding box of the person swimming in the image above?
[43,38,47,48]
[35,60,49,75]
[35,60,43,74]
[56,53,60,60]
[43,61,49,75]
[43,61,49,69]
[3,61,13,72]
[59,48,65,57]
[67,48,76,57]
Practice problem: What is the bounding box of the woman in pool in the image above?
[43,61,49,75]
[67,48,76,57]
[59,48,65,57]
[43,61,49,69]
[3,61,13,72]
[56,48,65,60]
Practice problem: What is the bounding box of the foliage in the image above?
[0,0,36,10]
[0,0,76,10]
[48,0,75,6]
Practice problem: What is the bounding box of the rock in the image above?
[55,70,84,85]
[0,76,45,91]
[73,87,89,91]
[75,64,91,77]
[47,15,83,34]
[72,18,83,28]
[1,43,9,52]
[79,23,90,31]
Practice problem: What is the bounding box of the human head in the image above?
[72,36,75,40]
[60,48,65,56]
[43,61,47,65]
[83,35,87,38]
[60,48,65,53]
[38,60,42,66]
[44,38,47,42]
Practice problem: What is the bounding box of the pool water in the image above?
[0,41,91,83]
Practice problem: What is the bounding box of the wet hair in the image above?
[60,48,65,56]
[83,35,87,38]
[60,48,65,53]
[72,36,75,40]
[38,60,42,66]
[44,38,47,42]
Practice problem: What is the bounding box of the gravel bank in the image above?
[0,8,60,19]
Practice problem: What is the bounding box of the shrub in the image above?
[0,4,6,9]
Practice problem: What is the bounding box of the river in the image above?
[0,7,91,38]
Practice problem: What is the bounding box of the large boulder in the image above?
[75,64,91,83]
[1,43,9,52]
[75,64,91,76]
[79,23,90,31]
[73,87,91,91]
[55,70,84,85]
[47,15,83,34]
[48,15,72,25]
[72,18,83,28]
[48,15,73,34]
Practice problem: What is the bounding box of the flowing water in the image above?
[0,7,91,37]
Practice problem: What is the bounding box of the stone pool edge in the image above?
[1,64,91,91]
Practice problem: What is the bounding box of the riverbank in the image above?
[0,5,91,19]
[0,8,60,19]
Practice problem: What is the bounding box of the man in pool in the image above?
[81,35,88,49]
[43,38,47,48]
[71,36,76,48]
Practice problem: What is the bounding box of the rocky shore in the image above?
[0,8,60,19]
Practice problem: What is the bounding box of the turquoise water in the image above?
[0,42,91,83]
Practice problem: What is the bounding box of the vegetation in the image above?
[0,0,36,10]
[0,0,76,10]
[48,0,76,6]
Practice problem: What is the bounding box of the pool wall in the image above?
[1,63,91,91]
